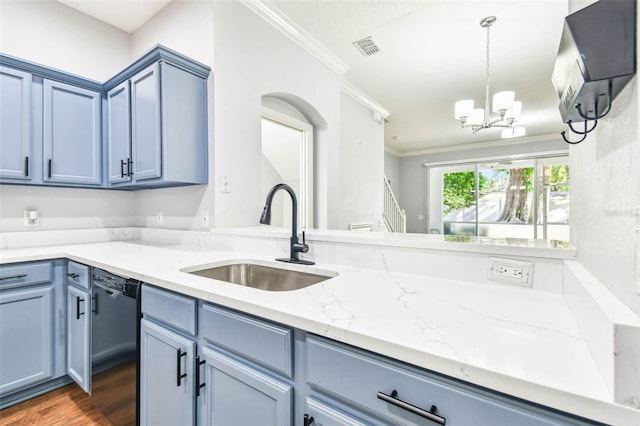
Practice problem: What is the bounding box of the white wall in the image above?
[0,0,385,234]
[129,0,215,230]
[568,0,640,315]
[384,150,401,198]
[0,0,130,80]
[339,92,385,230]
[0,0,135,232]
[211,1,344,229]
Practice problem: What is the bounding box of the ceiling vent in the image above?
[352,37,382,56]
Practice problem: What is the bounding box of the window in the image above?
[427,155,569,241]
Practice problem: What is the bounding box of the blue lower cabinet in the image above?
[306,336,595,426]
[66,284,92,394]
[303,397,370,426]
[199,346,292,426]
[136,287,599,426]
[140,318,196,426]
[0,285,53,395]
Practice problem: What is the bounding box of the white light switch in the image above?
[222,176,231,193]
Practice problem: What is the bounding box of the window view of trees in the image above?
[442,171,486,214]
[438,158,569,240]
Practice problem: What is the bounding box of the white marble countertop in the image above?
[0,240,637,425]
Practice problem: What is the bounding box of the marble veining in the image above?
[0,233,638,424]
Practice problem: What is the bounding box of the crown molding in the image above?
[389,133,566,158]
[240,0,349,76]
[340,79,391,120]
[384,146,403,157]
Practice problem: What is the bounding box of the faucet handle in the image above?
[300,231,309,253]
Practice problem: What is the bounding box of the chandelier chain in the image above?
[484,21,491,124]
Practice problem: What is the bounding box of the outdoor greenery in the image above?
[443,165,570,223]
[442,171,487,214]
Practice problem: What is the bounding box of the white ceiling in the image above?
[57,0,172,33]
[57,0,570,154]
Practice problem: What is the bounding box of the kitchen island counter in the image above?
[1,238,637,425]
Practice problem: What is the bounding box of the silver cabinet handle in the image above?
[377,390,446,425]
[0,274,27,281]
[67,273,80,280]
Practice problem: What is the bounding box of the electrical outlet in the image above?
[23,210,39,227]
[202,210,210,228]
[157,210,163,225]
[488,257,533,287]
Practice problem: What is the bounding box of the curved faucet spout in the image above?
[259,183,313,265]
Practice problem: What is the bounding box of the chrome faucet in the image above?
[259,183,314,265]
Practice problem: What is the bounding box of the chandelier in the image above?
[454,16,525,139]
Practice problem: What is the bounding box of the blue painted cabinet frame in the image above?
[66,283,92,394]
[43,80,102,186]
[106,81,132,184]
[0,45,210,190]
[200,346,293,426]
[0,66,32,181]
[0,286,53,395]
[0,260,68,407]
[140,318,196,426]
[108,60,208,188]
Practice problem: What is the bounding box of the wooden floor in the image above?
[0,362,136,426]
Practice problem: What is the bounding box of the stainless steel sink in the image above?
[185,261,336,291]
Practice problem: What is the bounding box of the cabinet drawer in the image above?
[306,336,587,426]
[201,303,293,378]
[0,262,52,290]
[142,285,196,336]
[68,261,89,289]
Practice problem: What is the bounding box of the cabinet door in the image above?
[0,66,31,180]
[67,284,92,394]
[140,318,195,426]
[304,398,369,426]
[107,81,132,184]
[200,346,292,426]
[131,63,162,182]
[0,286,53,395]
[43,80,101,185]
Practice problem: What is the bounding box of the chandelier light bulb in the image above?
[454,100,474,119]
[492,91,515,114]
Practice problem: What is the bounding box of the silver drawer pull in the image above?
[0,274,27,281]
[377,390,446,425]
[67,273,80,280]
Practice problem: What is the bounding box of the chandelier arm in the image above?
[486,118,510,127]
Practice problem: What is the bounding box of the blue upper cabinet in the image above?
[107,56,209,189]
[104,46,210,189]
[0,67,32,181]
[106,81,132,184]
[130,63,162,183]
[43,80,102,186]
[0,45,210,191]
